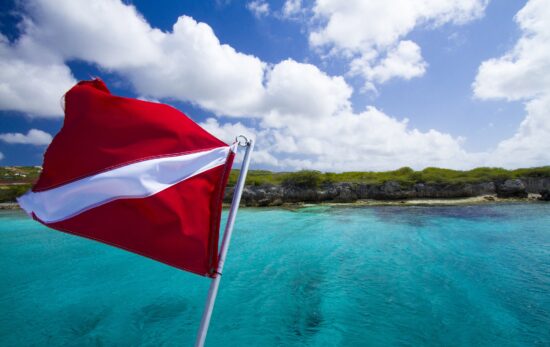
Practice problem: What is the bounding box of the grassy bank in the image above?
[0,166,41,184]
[0,167,41,203]
[1,166,549,203]
[228,166,550,188]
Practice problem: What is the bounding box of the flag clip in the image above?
[235,135,249,147]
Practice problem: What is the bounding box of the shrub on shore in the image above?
[228,166,550,187]
[281,170,322,189]
[0,184,31,203]
[1,166,549,198]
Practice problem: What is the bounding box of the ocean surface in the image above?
[1,203,549,346]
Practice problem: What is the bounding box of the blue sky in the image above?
[0,0,548,171]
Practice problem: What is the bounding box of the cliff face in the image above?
[521,177,550,193]
[224,177,550,206]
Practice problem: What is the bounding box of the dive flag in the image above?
[18,79,235,277]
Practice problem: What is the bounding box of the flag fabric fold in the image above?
[18,79,235,277]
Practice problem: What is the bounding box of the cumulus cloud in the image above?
[282,0,303,18]
[205,110,473,171]
[309,0,488,89]
[0,129,53,145]
[2,1,349,120]
[350,40,427,91]
[0,35,76,117]
[269,107,473,171]
[21,0,163,69]
[0,152,4,160]
[124,16,266,117]
[0,0,478,171]
[488,95,550,168]
[200,118,257,144]
[247,0,270,18]
[200,118,280,166]
[473,0,550,167]
[2,1,265,118]
[1,0,546,171]
[259,59,352,126]
[473,0,550,101]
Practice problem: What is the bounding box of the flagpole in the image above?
[194,137,254,347]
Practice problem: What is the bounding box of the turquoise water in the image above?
[1,203,549,346]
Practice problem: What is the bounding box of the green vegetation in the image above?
[0,166,41,184]
[281,170,322,189]
[0,184,31,203]
[228,169,282,187]
[0,166,40,203]
[228,166,550,187]
[0,165,549,202]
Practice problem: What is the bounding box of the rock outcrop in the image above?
[520,177,550,193]
[496,179,528,198]
[225,177,549,206]
[539,189,550,201]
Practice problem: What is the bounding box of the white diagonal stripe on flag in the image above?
[18,146,231,223]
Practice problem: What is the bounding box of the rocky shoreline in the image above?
[2,178,549,210]
[0,202,20,210]
[225,178,550,207]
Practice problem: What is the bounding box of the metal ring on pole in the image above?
[236,135,249,147]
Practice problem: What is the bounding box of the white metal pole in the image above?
[194,138,254,347]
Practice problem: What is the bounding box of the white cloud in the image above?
[259,59,352,126]
[350,40,427,91]
[0,35,76,117]
[309,0,488,89]
[273,107,473,171]
[473,0,550,101]
[247,0,270,18]
[200,118,257,144]
[310,0,488,50]
[4,1,266,118]
[0,152,4,161]
[124,15,266,117]
[0,0,479,171]
[200,118,280,166]
[207,108,474,171]
[282,0,303,18]
[2,0,547,171]
[0,129,53,145]
[19,0,163,69]
[474,0,550,168]
[136,96,160,103]
[488,95,550,168]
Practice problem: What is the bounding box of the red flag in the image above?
[18,79,235,277]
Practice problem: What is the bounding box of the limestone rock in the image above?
[221,176,549,205]
[496,179,528,198]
